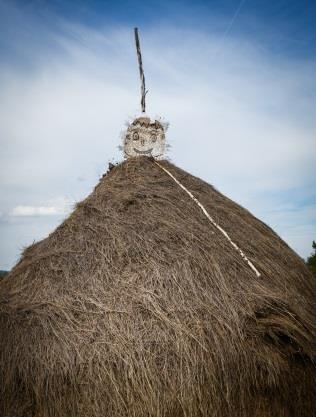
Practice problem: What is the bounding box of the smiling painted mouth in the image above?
[133,148,153,155]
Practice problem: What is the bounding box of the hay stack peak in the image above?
[122,29,168,160]
[1,156,316,417]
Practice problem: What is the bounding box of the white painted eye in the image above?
[151,133,157,142]
[133,132,139,141]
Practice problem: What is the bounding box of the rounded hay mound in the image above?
[1,157,316,417]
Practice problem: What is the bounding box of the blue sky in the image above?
[0,0,316,269]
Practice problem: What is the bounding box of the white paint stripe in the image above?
[155,161,261,278]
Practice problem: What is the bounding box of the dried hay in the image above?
[1,157,315,417]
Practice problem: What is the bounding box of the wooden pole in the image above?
[134,28,147,113]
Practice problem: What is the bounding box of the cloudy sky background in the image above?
[1,0,316,270]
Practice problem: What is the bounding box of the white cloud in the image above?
[11,205,62,217]
[9,197,72,217]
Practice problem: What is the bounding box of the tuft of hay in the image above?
[1,157,315,417]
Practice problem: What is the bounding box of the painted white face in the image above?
[123,117,166,159]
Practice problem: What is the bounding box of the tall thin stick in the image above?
[134,28,147,113]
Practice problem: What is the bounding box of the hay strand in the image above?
[154,161,261,277]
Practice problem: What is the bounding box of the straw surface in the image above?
[1,157,315,417]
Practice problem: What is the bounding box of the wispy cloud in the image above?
[0,3,315,269]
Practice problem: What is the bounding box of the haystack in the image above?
[1,156,315,417]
